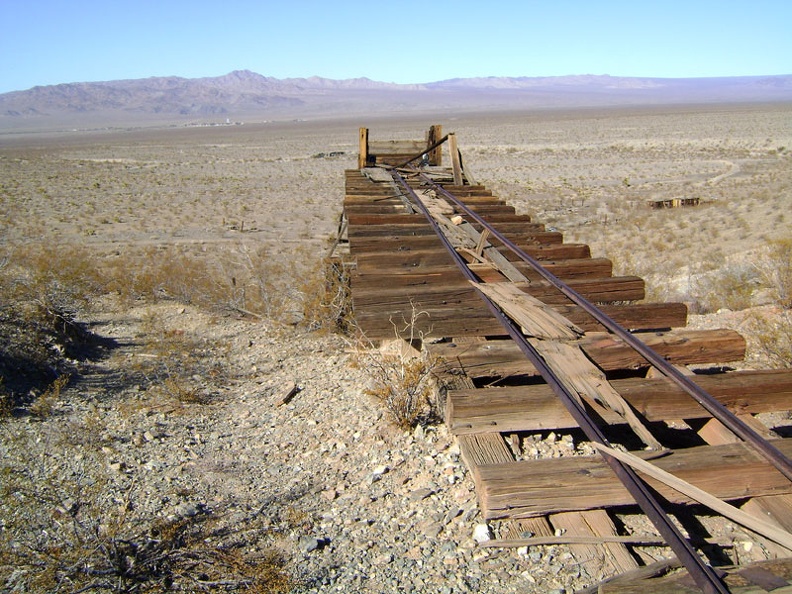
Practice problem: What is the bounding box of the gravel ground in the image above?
[1,300,589,593]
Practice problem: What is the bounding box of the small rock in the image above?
[443,506,461,525]
[299,536,321,553]
[473,523,492,543]
[409,487,434,502]
[175,503,201,518]
[108,461,125,473]
[423,523,443,539]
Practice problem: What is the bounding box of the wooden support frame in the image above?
[358,125,443,168]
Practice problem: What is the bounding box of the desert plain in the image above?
[0,102,790,592]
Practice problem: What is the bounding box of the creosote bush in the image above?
[692,262,760,313]
[748,309,792,368]
[298,256,354,333]
[359,307,441,429]
[365,346,438,430]
[688,236,792,314]
[103,243,351,330]
[755,237,792,309]
[0,240,350,413]
[28,373,71,419]
[0,244,104,411]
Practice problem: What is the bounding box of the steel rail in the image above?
[390,170,730,594]
[416,170,792,484]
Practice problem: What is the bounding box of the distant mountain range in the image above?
[2,70,791,128]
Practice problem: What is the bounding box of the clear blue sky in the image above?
[1,0,790,94]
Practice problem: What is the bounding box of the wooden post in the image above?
[449,133,463,185]
[427,124,442,166]
[358,127,369,169]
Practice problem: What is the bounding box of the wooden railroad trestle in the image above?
[339,126,792,593]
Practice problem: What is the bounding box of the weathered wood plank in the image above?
[352,250,600,272]
[526,338,662,449]
[473,439,792,519]
[368,139,428,154]
[446,370,792,434]
[354,256,612,281]
[346,213,545,234]
[348,238,591,260]
[551,510,640,574]
[351,276,645,308]
[348,225,562,245]
[355,301,687,337]
[458,433,514,468]
[591,558,792,594]
[345,203,518,216]
[741,495,792,558]
[431,329,747,378]
[475,282,584,340]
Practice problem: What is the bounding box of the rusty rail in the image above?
[389,169,733,594]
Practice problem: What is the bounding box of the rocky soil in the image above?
[2,299,591,593]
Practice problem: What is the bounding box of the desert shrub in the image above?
[754,237,792,309]
[128,311,231,407]
[28,373,71,419]
[364,345,438,430]
[692,262,760,313]
[105,244,351,332]
[0,245,105,410]
[746,309,792,368]
[297,256,354,333]
[359,307,440,429]
[688,238,792,314]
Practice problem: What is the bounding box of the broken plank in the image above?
[473,439,792,519]
[431,329,747,379]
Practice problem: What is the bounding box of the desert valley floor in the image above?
[1,102,790,592]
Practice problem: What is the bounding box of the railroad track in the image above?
[339,126,792,593]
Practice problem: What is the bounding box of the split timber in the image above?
[341,127,792,593]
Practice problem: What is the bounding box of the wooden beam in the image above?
[350,276,646,307]
[358,127,368,169]
[427,124,443,166]
[352,303,686,339]
[473,439,792,519]
[594,443,792,550]
[368,140,428,154]
[449,133,463,185]
[446,369,792,434]
[353,255,610,280]
[349,241,592,261]
[430,329,747,378]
